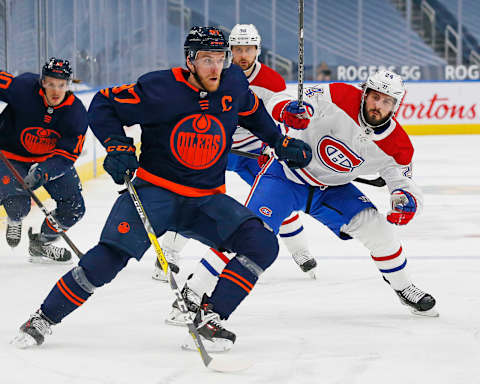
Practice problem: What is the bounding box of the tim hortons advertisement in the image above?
[289,82,480,135]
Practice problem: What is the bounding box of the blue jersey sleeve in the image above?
[238,89,282,147]
[88,81,148,145]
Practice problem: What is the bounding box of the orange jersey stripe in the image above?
[172,67,199,92]
[136,167,226,197]
[53,149,78,162]
[1,150,52,163]
[238,93,259,116]
[219,273,251,293]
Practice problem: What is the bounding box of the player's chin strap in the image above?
[123,173,249,373]
[229,149,386,187]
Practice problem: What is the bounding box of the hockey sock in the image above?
[208,257,258,320]
[40,217,63,242]
[3,195,30,222]
[40,268,93,324]
[208,218,279,319]
[372,247,411,291]
[278,212,310,256]
[161,231,189,254]
[342,207,411,290]
[188,248,235,297]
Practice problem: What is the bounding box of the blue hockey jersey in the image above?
[88,64,282,196]
[0,72,88,179]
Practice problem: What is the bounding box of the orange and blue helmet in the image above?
[184,26,232,68]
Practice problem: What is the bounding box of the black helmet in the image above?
[184,26,231,68]
[42,57,73,81]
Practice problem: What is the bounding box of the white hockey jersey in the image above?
[232,62,286,152]
[267,83,423,210]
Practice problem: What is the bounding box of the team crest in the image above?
[317,136,364,173]
[20,127,61,155]
[170,113,226,170]
[259,206,272,217]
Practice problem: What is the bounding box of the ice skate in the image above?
[152,247,180,282]
[395,284,438,317]
[11,310,53,348]
[181,296,236,353]
[291,249,317,279]
[28,227,72,264]
[6,219,22,248]
[165,280,201,326]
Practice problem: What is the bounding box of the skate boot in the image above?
[181,295,236,353]
[395,284,438,317]
[152,247,180,282]
[291,249,317,279]
[165,278,201,326]
[11,310,53,348]
[28,228,72,264]
[6,219,22,248]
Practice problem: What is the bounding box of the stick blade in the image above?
[207,356,253,373]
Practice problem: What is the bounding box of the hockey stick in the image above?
[123,174,251,372]
[0,151,84,258]
[230,148,386,187]
[298,0,304,106]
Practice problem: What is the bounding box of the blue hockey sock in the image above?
[208,257,258,320]
[40,268,92,324]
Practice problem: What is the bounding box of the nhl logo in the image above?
[47,107,54,114]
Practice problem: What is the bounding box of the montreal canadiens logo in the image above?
[317,136,364,173]
[259,206,272,217]
[170,114,226,170]
[20,127,61,155]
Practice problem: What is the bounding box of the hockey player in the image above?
[0,58,87,262]
[174,70,438,347]
[153,24,317,285]
[247,70,438,316]
[12,27,311,350]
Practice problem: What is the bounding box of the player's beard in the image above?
[234,57,255,72]
[364,105,392,127]
[192,67,221,93]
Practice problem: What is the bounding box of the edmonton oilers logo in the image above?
[170,114,226,170]
[20,127,61,155]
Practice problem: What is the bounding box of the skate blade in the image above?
[28,256,72,265]
[207,356,253,373]
[181,334,233,353]
[10,332,38,349]
[152,272,168,282]
[307,268,317,280]
[410,307,439,317]
[165,315,189,327]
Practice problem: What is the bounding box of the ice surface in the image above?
[1,135,479,384]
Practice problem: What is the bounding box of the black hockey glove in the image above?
[103,135,139,184]
[24,164,48,190]
[274,135,312,169]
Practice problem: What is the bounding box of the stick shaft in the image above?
[123,175,214,368]
[298,0,304,106]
